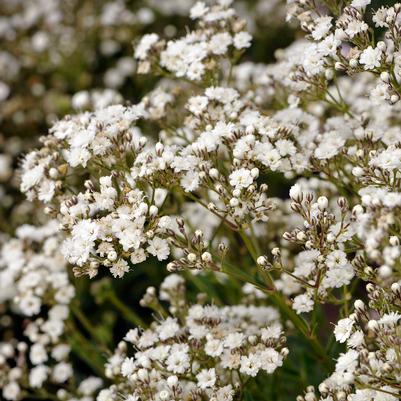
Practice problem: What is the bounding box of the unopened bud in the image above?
[201,252,212,263]
[251,167,259,178]
[187,253,197,263]
[367,320,379,332]
[257,256,268,266]
[230,198,239,207]
[317,196,328,211]
[391,282,400,296]
[349,59,358,68]
[272,247,281,257]
[209,168,219,179]
[380,71,390,82]
[149,205,158,216]
[354,299,364,312]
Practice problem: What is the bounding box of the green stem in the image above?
[107,292,145,327]
[71,303,108,347]
[65,321,106,378]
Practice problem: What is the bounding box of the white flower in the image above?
[196,368,216,389]
[166,345,190,374]
[292,294,314,314]
[233,32,252,49]
[181,171,200,192]
[187,95,208,115]
[147,237,170,261]
[240,353,261,376]
[157,317,180,340]
[314,134,345,160]
[3,382,20,401]
[30,343,48,365]
[209,32,232,55]
[378,312,401,327]
[335,349,358,373]
[359,46,382,70]
[347,330,364,348]
[351,0,371,9]
[19,294,41,316]
[29,366,49,388]
[259,348,283,373]
[205,338,224,357]
[190,2,209,19]
[130,248,147,265]
[334,318,354,343]
[326,250,348,268]
[110,259,130,278]
[229,168,253,189]
[312,16,332,40]
[52,362,73,383]
[20,164,44,192]
[135,34,159,60]
[224,332,245,349]
[345,20,368,38]
[121,357,135,377]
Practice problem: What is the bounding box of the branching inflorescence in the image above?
[1,0,401,400]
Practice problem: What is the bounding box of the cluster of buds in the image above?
[268,184,357,313]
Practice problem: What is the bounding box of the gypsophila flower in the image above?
[99,275,287,401]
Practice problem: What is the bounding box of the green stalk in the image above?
[71,303,109,347]
[65,321,106,378]
[107,292,145,327]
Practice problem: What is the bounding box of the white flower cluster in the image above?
[19,104,178,277]
[135,0,252,81]
[301,283,401,401]
[98,274,287,401]
[270,187,356,314]
[287,0,401,105]
[0,221,73,316]
[0,222,101,401]
[2,0,401,400]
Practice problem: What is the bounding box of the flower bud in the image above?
[289,184,302,200]
[107,251,117,262]
[380,71,390,82]
[352,166,364,177]
[167,375,178,387]
[187,253,197,263]
[257,255,268,266]
[367,320,379,332]
[317,196,328,211]
[209,168,219,178]
[149,205,158,216]
[230,198,239,207]
[251,167,259,178]
[305,393,316,401]
[271,247,281,257]
[232,188,241,197]
[391,282,400,296]
[201,252,212,263]
[155,142,164,154]
[354,299,364,312]
[349,59,358,68]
